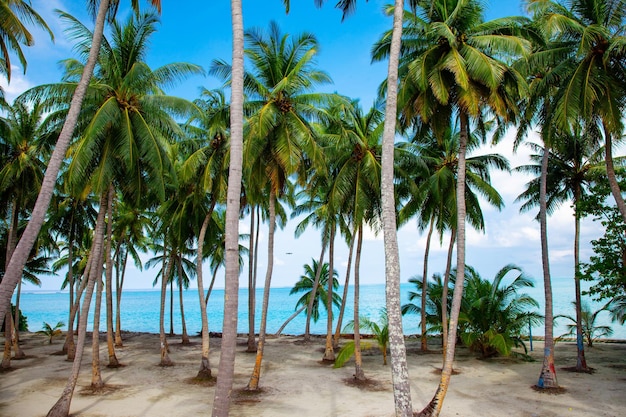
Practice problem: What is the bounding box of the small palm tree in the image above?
[335,308,389,367]
[556,301,613,347]
[458,264,543,358]
[402,274,449,338]
[38,321,65,344]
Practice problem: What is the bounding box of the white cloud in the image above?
[0,67,34,103]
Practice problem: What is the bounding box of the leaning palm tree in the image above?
[45,8,200,416]
[0,0,162,329]
[373,1,530,414]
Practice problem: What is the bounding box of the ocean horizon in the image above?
[14,279,626,341]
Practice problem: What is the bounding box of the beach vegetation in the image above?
[556,301,613,347]
[580,173,626,304]
[335,308,389,367]
[37,321,64,344]
[457,264,542,358]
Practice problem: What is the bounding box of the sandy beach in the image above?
[1,331,625,416]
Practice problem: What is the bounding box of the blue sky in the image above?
[5,0,607,293]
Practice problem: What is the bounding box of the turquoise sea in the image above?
[14,281,626,340]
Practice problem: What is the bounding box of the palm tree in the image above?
[0,0,53,81]
[0,0,162,328]
[397,125,509,352]
[525,0,626,223]
[181,86,230,378]
[513,7,560,389]
[516,134,604,371]
[110,198,150,347]
[276,259,340,336]
[402,274,449,339]
[335,308,390,367]
[37,321,65,345]
[0,98,57,365]
[374,1,530,414]
[211,20,333,390]
[46,8,202,415]
[556,301,613,348]
[211,0,244,414]
[458,264,542,358]
[378,1,412,414]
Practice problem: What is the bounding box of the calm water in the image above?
[14,280,626,340]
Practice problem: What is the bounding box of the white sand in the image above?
[1,332,625,416]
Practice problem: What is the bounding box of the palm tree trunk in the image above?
[104,186,118,367]
[159,245,173,367]
[333,225,356,349]
[114,248,127,347]
[211,0,243,411]
[305,242,326,342]
[3,199,20,366]
[2,314,12,369]
[603,125,626,223]
[196,211,213,379]
[91,254,104,389]
[46,190,108,417]
[63,220,76,355]
[275,305,306,337]
[0,0,111,323]
[247,191,276,390]
[381,1,412,415]
[441,230,455,356]
[536,144,559,389]
[573,184,587,371]
[65,243,97,361]
[421,217,435,352]
[246,207,257,351]
[322,226,336,362]
[418,112,470,417]
[353,225,365,381]
[169,280,174,336]
[178,269,190,345]
[11,285,25,359]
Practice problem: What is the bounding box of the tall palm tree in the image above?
[110,198,150,347]
[374,1,530,414]
[397,125,509,352]
[211,20,333,390]
[46,8,200,416]
[525,0,626,223]
[0,0,162,326]
[516,134,604,371]
[322,98,384,373]
[0,0,53,81]
[211,0,244,414]
[0,98,57,365]
[181,87,230,378]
